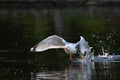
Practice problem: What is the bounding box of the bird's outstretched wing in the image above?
[79,36,92,54]
[80,36,90,49]
[30,35,66,52]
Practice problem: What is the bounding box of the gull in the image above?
[30,35,92,61]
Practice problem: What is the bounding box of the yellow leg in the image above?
[69,54,73,61]
[79,54,83,60]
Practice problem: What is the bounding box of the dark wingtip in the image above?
[30,47,34,52]
[30,43,39,52]
[30,47,37,52]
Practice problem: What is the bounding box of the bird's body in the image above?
[64,43,77,54]
[30,35,93,61]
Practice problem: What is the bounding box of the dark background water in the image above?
[0,2,120,80]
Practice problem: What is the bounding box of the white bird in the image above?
[30,35,93,61]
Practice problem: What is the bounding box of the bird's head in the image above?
[64,43,77,53]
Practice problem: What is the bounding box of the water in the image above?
[0,51,120,80]
[0,4,120,80]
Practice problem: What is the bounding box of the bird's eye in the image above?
[75,45,78,49]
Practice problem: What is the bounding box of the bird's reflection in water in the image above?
[31,61,95,80]
[65,61,95,80]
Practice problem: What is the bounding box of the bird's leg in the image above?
[79,53,83,60]
[69,54,73,61]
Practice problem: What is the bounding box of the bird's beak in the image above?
[64,48,67,52]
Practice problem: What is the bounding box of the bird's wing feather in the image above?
[30,35,66,52]
[80,36,90,48]
[79,36,91,54]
